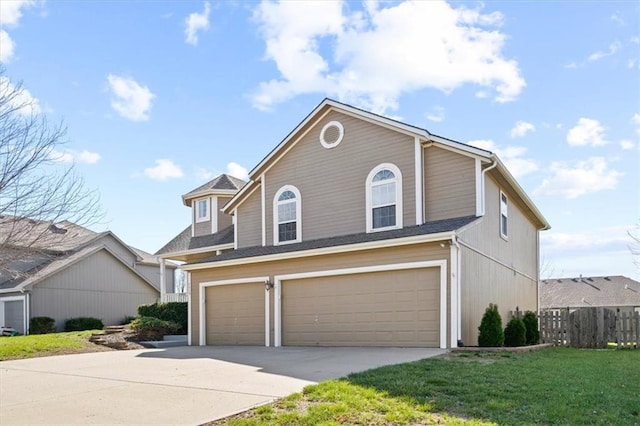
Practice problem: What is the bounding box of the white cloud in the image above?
[632,113,640,126]
[195,167,215,181]
[106,74,155,122]
[620,139,635,150]
[509,120,535,138]
[252,0,525,113]
[227,162,248,180]
[0,76,41,116]
[535,157,622,199]
[610,12,625,26]
[0,31,15,63]
[425,106,445,122]
[587,41,621,62]
[185,2,211,45]
[0,0,35,62]
[566,118,608,147]
[144,159,183,181]
[541,225,633,256]
[467,139,538,179]
[50,149,101,164]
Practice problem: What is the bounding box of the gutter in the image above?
[479,156,498,216]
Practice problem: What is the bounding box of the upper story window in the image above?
[273,185,302,245]
[195,198,210,223]
[500,191,508,239]
[366,163,403,233]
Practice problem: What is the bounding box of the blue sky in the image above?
[1,0,638,279]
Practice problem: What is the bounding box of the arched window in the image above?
[366,164,403,232]
[273,185,302,244]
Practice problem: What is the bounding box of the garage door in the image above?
[2,300,25,335]
[205,282,264,345]
[282,268,439,347]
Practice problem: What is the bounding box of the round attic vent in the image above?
[319,121,344,149]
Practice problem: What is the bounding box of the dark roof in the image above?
[182,174,246,199]
[155,225,235,255]
[541,276,640,309]
[190,215,477,265]
[0,249,56,289]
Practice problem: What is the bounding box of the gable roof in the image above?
[155,225,235,259]
[182,174,246,206]
[541,276,640,309]
[220,98,549,230]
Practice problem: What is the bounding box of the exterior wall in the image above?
[99,234,138,267]
[217,196,233,231]
[458,174,539,346]
[237,110,416,248]
[423,146,476,221]
[193,196,212,237]
[237,186,262,248]
[189,242,450,346]
[135,263,175,293]
[30,249,159,330]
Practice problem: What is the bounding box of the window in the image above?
[366,164,403,232]
[500,191,508,239]
[273,185,301,244]
[195,198,210,223]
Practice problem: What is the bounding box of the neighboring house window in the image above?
[273,185,302,244]
[500,191,508,239]
[366,163,403,232]
[195,198,210,223]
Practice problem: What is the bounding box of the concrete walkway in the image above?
[1,346,445,425]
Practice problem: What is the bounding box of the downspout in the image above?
[480,156,498,216]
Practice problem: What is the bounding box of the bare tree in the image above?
[630,222,640,268]
[0,70,101,279]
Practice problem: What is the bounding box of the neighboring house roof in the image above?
[1,216,98,253]
[189,216,478,266]
[541,276,640,309]
[129,246,177,268]
[155,225,234,256]
[181,174,246,206]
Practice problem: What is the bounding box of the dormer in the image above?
[182,174,246,237]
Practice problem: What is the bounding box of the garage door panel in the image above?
[206,283,264,345]
[282,268,440,347]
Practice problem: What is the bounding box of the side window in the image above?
[273,185,302,245]
[195,198,210,223]
[500,191,508,239]
[366,163,403,232]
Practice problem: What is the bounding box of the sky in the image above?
[1,0,638,280]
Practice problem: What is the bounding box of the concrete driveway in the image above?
[1,346,445,425]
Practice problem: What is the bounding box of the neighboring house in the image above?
[157,98,550,348]
[541,275,640,314]
[0,217,176,334]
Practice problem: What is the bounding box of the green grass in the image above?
[216,348,640,425]
[0,330,103,360]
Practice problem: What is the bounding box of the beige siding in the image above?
[458,174,539,346]
[189,242,450,346]
[423,146,476,221]
[135,264,174,293]
[31,249,159,330]
[259,110,415,245]
[99,234,137,266]
[217,196,233,231]
[237,186,262,248]
[205,282,264,345]
[194,219,211,237]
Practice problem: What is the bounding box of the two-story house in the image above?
[156,98,550,348]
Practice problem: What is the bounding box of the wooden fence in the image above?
[511,308,639,349]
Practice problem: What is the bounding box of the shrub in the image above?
[504,317,527,347]
[130,316,181,341]
[478,303,504,347]
[523,311,540,345]
[137,302,187,333]
[64,317,104,332]
[120,316,136,325]
[29,316,56,334]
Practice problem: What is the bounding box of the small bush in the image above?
[120,316,136,325]
[478,303,504,347]
[137,302,187,333]
[29,316,56,334]
[504,317,527,347]
[523,311,540,345]
[130,316,181,341]
[64,317,104,332]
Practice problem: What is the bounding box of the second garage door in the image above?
[281,268,440,347]
[205,282,264,345]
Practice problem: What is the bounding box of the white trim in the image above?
[159,258,166,301]
[198,276,270,346]
[414,137,423,226]
[211,197,218,234]
[273,185,302,245]
[319,120,344,149]
[195,197,210,223]
[366,163,403,233]
[191,200,195,237]
[159,243,235,261]
[449,243,458,348]
[0,294,28,335]
[187,271,192,346]
[182,231,456,271]
[475,158,483,217]
[500,191,509,240]
[182,188,238,206]
[265,282,271,347]
[273,260,448,349]
[261,174,266,246]
[232,209,238,250]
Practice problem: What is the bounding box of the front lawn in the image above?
[216,348,640,425]
[0,330,106,360]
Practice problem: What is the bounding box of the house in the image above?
[157,98,550,348]
[0,216,176,334]
[541,275,640,314]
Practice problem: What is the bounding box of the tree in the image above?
[0,70,101,280]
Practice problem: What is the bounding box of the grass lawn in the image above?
[0,330,106,361]
[216,348,640,425]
